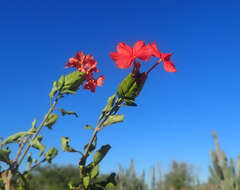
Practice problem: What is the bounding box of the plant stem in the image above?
[30,159,46,171]
[17,95,61,166]
[82,100,121,161]
[147,59,162,74]
[82,114,108,160]
[14,137,31,163]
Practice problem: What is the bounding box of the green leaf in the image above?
[93,144,111,166]
[30,135,45,157]
[48,75,65,101]
[99,94,116,122]
[61,137,77,152]
[49,81,58,100]
[1,131,33,146]
[29,118,37,133]
[59,109,78,117]
[27,153,32,170]
[57,75,65,90]
[117,73,147,101]
[103,114,124,127]
[85,124,94,130]
[90,165,99,179]
[61,71,86,93]
[44,147,58,163]
[44,113,58,129]
[60,89,77,95]
[122,99,137,106]
[83,176,90,189]
[0,148,11,164]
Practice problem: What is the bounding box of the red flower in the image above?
[65,51,99,74]
[150,42,177,72]
[110,41,152,69]
[65,51,105,92]
[84,76,105,93]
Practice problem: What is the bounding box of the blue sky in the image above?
[0,0,239,182]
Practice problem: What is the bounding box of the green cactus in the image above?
[209,130,240,190]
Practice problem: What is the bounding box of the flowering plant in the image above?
[0,41,176,190]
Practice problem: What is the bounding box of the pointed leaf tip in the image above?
[103,114,124,127]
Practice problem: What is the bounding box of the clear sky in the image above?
[0,0,239,182]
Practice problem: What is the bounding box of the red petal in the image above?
[115,58,133,69]
[161,53,172,61]
[116,42,133,57]
[151,42,161,58]
[135,44,153,61]
[110,52,120,61]
[75,52,85,61]
[133,41,145,54]
[97,75,105,86]
[163,60,177,72]
[84,79,97,92]
[110,52,133,69]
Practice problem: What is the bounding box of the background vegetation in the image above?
[27,160,217,190]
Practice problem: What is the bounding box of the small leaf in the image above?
[83,176,90,189]
[49,81,58,100]
[0,148,11,164]
[103,114,124,127]
[85,124,94,130]
[57,75,65,90]
[1,132,33,146]
[99,94,116,122]
[29,118,37,133]
[122,99,137,106]
[31,135,45,157]
[44,113,58,129]
[44,147,58,163]
[59,109,78,117]
[60,89,77,95]
[90,165,99,179]
[93,144,111,166]
[61,137,77,153]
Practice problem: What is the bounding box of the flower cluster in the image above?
[110,41,177,73]
[65,51,105,92]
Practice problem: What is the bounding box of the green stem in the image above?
[17,95,61,166]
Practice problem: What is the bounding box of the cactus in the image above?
[209,130,240,190]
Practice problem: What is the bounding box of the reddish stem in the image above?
[147,59,162,74]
